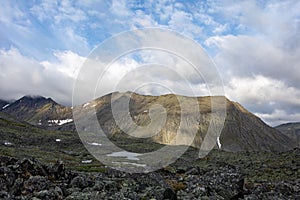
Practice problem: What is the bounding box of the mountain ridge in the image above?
[2,92,297,152]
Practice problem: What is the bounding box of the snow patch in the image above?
[83,102,97,108]
[87,142,102,146]
[58,119,73,125]
[107,151,141,161]
[2,104,9,109]
[48,119,73,125]
[81,160,93,164]
[55,139,61,142]
[83,102,90,108]
[4,141,13,146]
[217,137,221,149]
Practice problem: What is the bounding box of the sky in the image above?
[0,0,299,126]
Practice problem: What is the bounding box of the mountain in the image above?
[0,95,298,199]
[71,92,295,152]
[0,99,9,110]
[0,108,299,199]
[3,93,296,152]
[275,122,300,147]
[2,95,72,126]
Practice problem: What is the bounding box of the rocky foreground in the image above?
[0,148,299,200]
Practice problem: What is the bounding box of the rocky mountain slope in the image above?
[2,95,72,126]
[276,122,300,147]
[2,92,297,152]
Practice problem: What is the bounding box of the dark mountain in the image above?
[2,95,72,126]
[70,92,295,152]
[0,99,9,110]
[275,122,300,147]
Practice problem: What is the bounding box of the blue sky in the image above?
[0,0,300,126]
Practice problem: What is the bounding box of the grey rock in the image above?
[70,175,88,189]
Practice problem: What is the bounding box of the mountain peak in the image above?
[22,95,46,100]
[17,95,57,104]
[3,95,71,126]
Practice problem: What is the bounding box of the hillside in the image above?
[0,111,91,168]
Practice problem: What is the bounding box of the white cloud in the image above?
[226,75,300,106]
[225,75,300,125]
[73,28,222,105]
[168,10,203,38]
[255,109,300,127]
[206,35,300,88]
[41,50,85,78]
[0,47,84,105]
[131,10,158,28]
[110,0,132,17]
[57,27,90,55]
[31,0,87,24]
[202,0,300,125]
[206,0,300,48]
[0,1,29,25]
